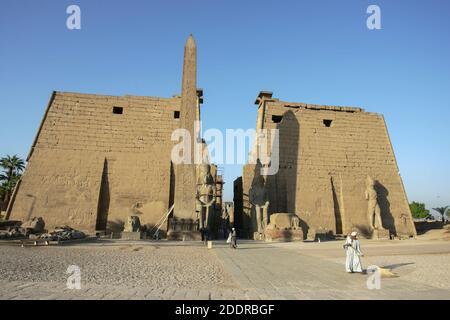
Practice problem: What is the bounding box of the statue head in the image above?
[197,163,212,184]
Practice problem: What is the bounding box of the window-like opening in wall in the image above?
[174,111,180,119]
[323,119,333,127]
[272,115,283,123]
[113,106,123,114]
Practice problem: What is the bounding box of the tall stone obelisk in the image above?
[173,35,198,232]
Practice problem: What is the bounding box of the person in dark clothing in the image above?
[203,228,209,246]
[200,228,205,242]
[230,227,237,249]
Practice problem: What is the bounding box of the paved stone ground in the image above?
[0,238,449,300]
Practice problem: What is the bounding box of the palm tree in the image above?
[0,155,26,210]
[432,206,449,223]
[0,155,25,178]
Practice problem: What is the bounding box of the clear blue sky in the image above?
[1,0,449,215]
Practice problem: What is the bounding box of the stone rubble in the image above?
[37,226,86,241]
[0,218,85,241]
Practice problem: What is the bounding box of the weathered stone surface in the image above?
[311,228,335,241]
[21,217,45,234]
[7,36,208,237]
[39,226,86,241]
[264,229,303,242]
[266,213,299,230]
[0,228,24,239]
[0,220,21,228]
[263,213,303,242]
[196,164,216,234]
[372,228,390,240]
[120,231,142,240]
[173,35,198,222]
[235,93,417,239]
[123,216,141,233]
[249,172,269,234]
[7,91,178,234]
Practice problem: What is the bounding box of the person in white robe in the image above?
[344,231,363,273]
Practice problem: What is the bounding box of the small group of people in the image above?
[344,231,364,273]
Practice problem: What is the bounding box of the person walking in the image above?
[203,228,209,246]
[230,227,237,249]
[344,231,363,273]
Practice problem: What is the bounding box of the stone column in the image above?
[172,35,200,239]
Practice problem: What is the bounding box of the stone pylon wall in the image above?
[8,91,182,233]
[237,97,416,239]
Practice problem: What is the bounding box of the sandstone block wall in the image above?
[8,91,181,232]
[236,97,416,239]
